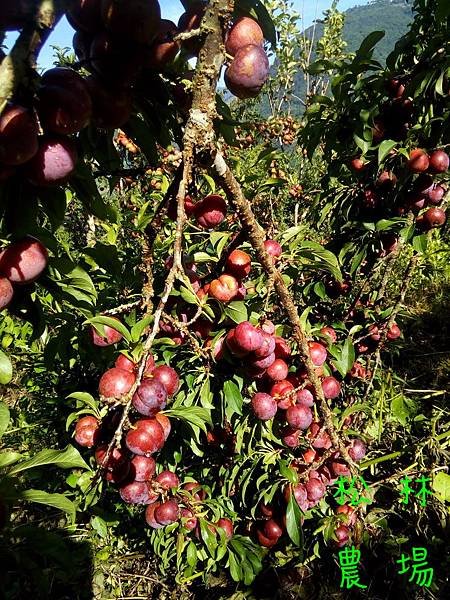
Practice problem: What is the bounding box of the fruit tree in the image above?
[0,0,448,597]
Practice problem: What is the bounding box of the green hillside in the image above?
[260,0,413,115]
[331,0,412,61]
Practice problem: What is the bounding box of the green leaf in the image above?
[0,401,10,439]
[222,380,243,420]
[122,115,158,165]
[87,316,132,342]
[8,445,89,475]
[0,451,22,468]
[131,315,153,342]
[70,160,118,222]
[67,392,99,413]
[286,493,303,547]
[0,351,13,385]
[354,31,385,62]
[432,472,450,502]
[412,234,428,253]
[164,406,211,432]
[378,140,397,164]
[228,550,243,582]
[224,301,248,324]
[16,489,76,521]
[296,241,342,281]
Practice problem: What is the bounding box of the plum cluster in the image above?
[224,17,270,99]
[254,438,366,548]
[0,237,48,310]
[74,347,235,534]
[351,78,448,233]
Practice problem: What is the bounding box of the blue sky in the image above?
[5,0,371,69]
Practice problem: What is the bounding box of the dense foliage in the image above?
[0,1,448,599]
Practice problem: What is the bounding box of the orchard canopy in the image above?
[0,1,449,598]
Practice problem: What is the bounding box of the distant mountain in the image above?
[256,0,413,115]
[314,0,412,62]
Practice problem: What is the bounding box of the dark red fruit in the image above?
[130,455,156,482]
[336,504,357,526]
[115,354,135,372]
[99,368,135,399]
[320,326,337,344]
[349,157,366,172]
[125,419,165,456]
[154,413,171,440]
[225,44,269,99]
[282,427,300,448]
[422,207,446,229]
[101,0,161,45]
[386,323,401,340]
[308,422,332,449]
[25,137,78,187]
[234,321,263,353]
[376,170,397,190]
[286,405,313,430]
[177,2,206,57]
[427,185,445,205]
[256,528,277,547]
[84,76,132,128]
[251,393,277,421]
[321,376,341,399]
[288,483,308,511]
[251,352,276,370]
[194,195,227,229]
[271,380,294,409]
[151,365,179,396]
[132,379,167,417]
[67,0,102,33]
[305,477,325,502]
[264,239,282,260]
[309,342,327,366]
[226,17,264,56]
[74,415,100,448]
[274,337,291,360]
[119,480,153,504]
[154,499,179,525]
[155,470,179,490]
[296,388,315,407]
[145,502,164,529]
[90,318,123,346]
[226,249,251,279]
[0,104,39,165]
[334,525,350,547]
[0,238,48,284]
[407,149,429,173]
[428,149,449,174]
[90,31,144,88]
[0,278,13,310]
[37,68,92,135]
[254,332,276,359]
[215,517,234,539]
[348,439,366,461]
[263,519,283,540]
[95,446,130,483]
[145,19,179,70]
[181,508,197,531]
[266,358,289,382]
[209,274,239,302]
[183,481,206,501]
